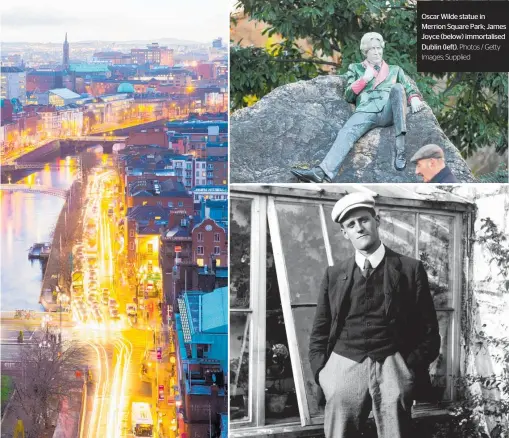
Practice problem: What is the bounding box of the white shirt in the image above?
[355,243,385,271]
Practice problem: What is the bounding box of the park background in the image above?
[230,0,508,181]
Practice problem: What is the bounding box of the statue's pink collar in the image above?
[362,60,389,89]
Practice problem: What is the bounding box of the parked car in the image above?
[109,308,120,319]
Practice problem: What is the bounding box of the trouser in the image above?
[318,351,414,438]
[319,83,407,180]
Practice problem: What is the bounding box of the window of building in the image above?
[197,233,203,242]
[196,258,204,267]
[129,230,135,237]
[142,201,148,206]
[129,242,135,251]
[197,246,204,255]
[230,187,466,436]
[214,246,221,255]
[178,201,183,207]
[147,243,153,254]
[168,201,173,207]
[214,233,220,242]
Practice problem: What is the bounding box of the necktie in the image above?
[363,258,373,278]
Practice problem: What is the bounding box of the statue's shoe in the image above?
[394,150,407,171]
[394,137,407,171]
[290,167,332,183]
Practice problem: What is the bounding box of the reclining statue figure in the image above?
[291,32,425,183]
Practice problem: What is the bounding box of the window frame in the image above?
[230,194,267,428]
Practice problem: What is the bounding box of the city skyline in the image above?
[1,0,230,44]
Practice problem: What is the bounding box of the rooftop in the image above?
[68,63,110,73]
[0,66,25,73]
[49,88,81,100]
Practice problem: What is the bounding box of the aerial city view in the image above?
[0,1,228,437]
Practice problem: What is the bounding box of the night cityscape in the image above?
[0,2,229,436]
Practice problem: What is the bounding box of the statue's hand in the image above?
[362,67,374,82]
[410,97,424,113]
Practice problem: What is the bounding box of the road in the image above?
[1,156,181,437]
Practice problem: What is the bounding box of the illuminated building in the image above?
[48,88,80,106]
[174,287,227,437]
[91,51,127,65]
[0,67,27,104]
[192,186,228,203]
[38,105,84,137]
[131,43,174,67]
[191,218,227,268]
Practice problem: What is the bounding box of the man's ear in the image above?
[375,214,381,227]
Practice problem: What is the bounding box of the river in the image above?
[0,156,78,310]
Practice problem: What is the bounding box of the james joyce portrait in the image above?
[229,184,509,438]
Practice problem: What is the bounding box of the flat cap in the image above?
[332,192,376,223]
[410,144,444,163]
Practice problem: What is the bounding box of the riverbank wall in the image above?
[39,180,83,311]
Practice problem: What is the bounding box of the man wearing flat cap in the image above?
[309,192,440,438]
[411,144,458,183]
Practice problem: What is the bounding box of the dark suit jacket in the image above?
[430,166,458,183]
[309,247,440,406]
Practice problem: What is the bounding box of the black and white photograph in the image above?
[229,184,509,438]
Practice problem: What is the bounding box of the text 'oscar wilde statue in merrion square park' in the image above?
[291,32,425,183]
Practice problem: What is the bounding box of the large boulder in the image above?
[231,75,476,183]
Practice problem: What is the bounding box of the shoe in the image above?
[394,136,407,171]
[290,166,332,183]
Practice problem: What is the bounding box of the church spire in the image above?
[63,32,70,69]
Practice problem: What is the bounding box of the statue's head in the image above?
[360,32,385,65]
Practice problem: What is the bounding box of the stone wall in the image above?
[231,75,476,183]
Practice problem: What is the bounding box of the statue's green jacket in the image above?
[343,62,420,113]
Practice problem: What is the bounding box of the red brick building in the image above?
[127,128,168,148]
[191,218,227,268]
[206,156,228,186]
[196,63,216,80]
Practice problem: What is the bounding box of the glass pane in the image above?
[323,204,356,265]
[275,202,328,305]
[418,214,454,308]
[378,210,416,257]
[266,237,299,424]
[292,307,325,417]
[230,312,251,421]
[429,310,452,401]
[230,198,252,309]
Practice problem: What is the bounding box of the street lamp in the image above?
[38,340,51,349]
[57,292,70,343]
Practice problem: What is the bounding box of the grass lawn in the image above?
[1,374,14,414]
